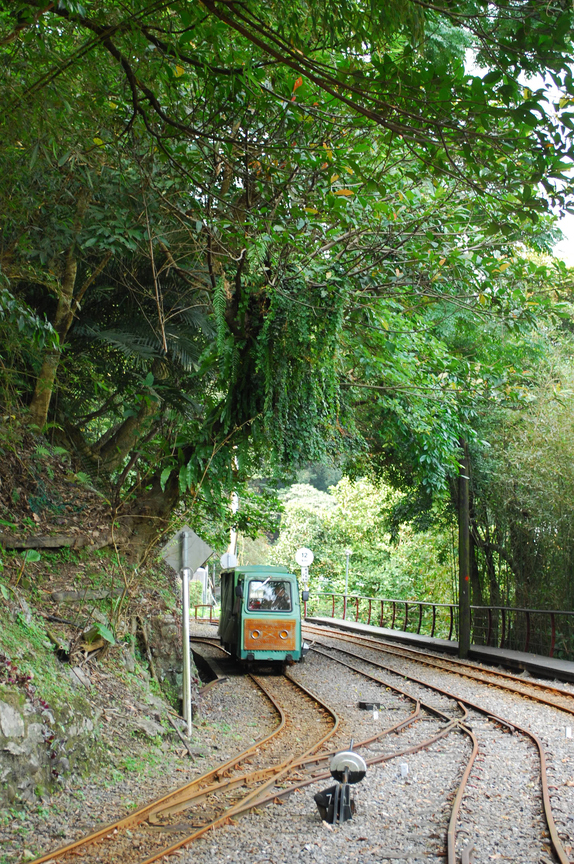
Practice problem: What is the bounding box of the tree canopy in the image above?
[1,0,574,564]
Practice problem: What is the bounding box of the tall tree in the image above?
[2,0,573,557]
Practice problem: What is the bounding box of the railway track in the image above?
[29,668,337,864]
[176,639,472,824]
[28,626,572,864]
[304,621,574,715]
[192,639,486,863]
[249,649,473,817]
[29,636,482,864]
[303,622,572,864]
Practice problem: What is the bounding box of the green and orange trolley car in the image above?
[218,565,308,668]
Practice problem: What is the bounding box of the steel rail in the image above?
[28,668,289,864]
[186,632,473,845]
[144,671,291,818]
[32,629,564,864]
[310,643,478,863]
[145,671,337,822]
[312,634,570,864]
[142,711,463,833]
[483,715,565,864]
[32,631,474,864]
[30,672,339,864]
[303,622,574,716]
[308,644,479,863]
[153,635,431,822]
[290,704,421,770]
[447,710,479,864]
[157,645,467,830]
[138,672,340,864]
[152,701,422,823]
[240,717,465,814]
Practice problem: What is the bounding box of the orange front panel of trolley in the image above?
[243,618,296,651]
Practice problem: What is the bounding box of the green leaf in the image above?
[160,467,172,492]
[179,464,189,495]
[93,623,116,645]
[29,142,39,169]
[58,150,72,167]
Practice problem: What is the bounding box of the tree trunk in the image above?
[458,440,471,659]
[119,468,182,562]
[28,248,79,429]
[28,190,90,430]
[468,486,484,608]
[94,396,158,473]
[483,522,501,606]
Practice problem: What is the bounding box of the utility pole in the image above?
[458,441,471,659]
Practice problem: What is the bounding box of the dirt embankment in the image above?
[0,423,114,556]
[0,421,207,818]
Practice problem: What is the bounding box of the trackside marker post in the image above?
[181,531,192,736]
[295,547,313,598]
[160,525,214,738]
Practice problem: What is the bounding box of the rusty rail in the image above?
[303,621,574,717]
[29,652,339,864]
[309,629,571,864]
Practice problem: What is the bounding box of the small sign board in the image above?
[160,525,214,573]
[220,552,237,570]
[295,547,314,567]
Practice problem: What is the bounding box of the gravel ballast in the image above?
[1,621,572,864]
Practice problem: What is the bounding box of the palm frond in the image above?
[74,324,159,368]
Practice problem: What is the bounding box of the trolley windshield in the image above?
[247,579,292,612]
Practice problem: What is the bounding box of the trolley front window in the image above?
[247,579,292,612]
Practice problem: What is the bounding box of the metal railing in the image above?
[470,605,574,659]
[305,592,574,660]
[193,604,218,623]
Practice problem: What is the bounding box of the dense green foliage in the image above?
[462,331,574,612]
[269,479,455,601]
[2,0,574,601]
